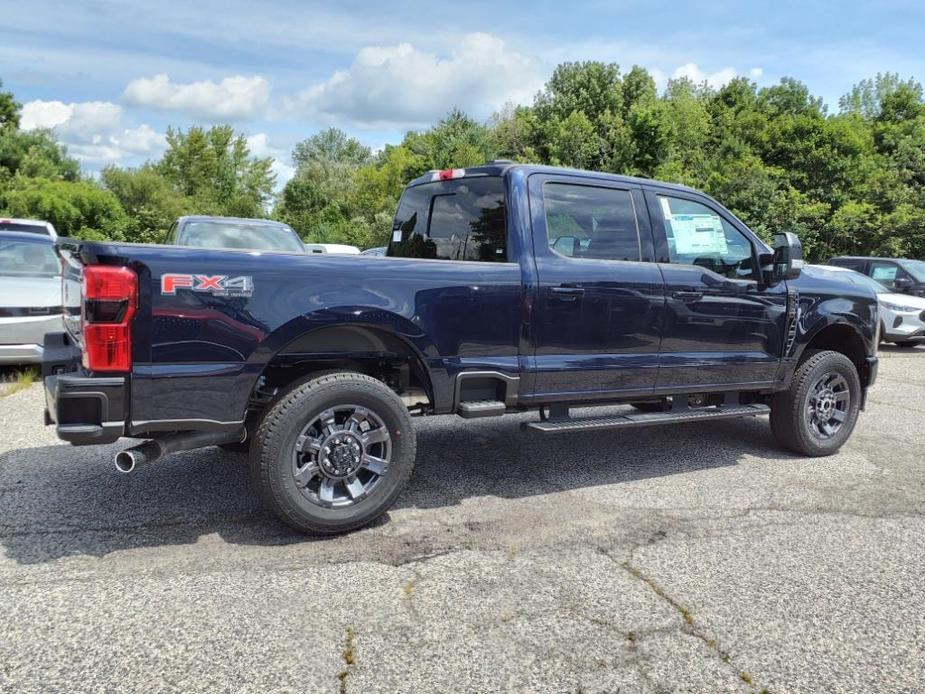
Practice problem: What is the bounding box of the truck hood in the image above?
[0,275,61,308]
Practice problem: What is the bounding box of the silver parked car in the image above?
[0,231,63,364]
[0,217,58,239]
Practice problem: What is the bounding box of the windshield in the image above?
[178,221,304,252]
[0,239,59,277]
[902,259,925,282]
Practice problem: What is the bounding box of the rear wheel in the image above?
[770,350,861,456]
[251,372,416,534]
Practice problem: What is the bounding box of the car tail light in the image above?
[82,265,137,372]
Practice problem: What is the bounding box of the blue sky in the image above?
[2,0,923,184]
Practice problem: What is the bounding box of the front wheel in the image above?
[770,350,861,456]
[251,372,416,534]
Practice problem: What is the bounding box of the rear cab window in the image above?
[388,176,508,262]
[0,221,48,235]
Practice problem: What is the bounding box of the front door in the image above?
[644,189,789,389]
[526,174,664,401]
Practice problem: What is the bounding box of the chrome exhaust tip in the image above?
[114,450,137,473]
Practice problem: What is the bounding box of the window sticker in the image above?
[668,214,728,255]
[392,230,403,243]
[871,265,897,281]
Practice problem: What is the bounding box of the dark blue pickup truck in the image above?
[43,163,879,534]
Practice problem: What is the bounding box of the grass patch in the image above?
[0,367,39,397]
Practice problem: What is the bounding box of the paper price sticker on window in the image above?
[668,214,728,255]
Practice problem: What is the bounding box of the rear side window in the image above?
[829,258,866,272]
[389,177,507,261]
[543,183,641,261]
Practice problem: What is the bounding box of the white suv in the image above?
[819,264,925,347]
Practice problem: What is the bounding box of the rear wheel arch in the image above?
[248,323,435,419]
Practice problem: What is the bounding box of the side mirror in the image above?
[767,232,803,284]
[894,277,914,292]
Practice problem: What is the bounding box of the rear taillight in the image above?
[82,266,137,372]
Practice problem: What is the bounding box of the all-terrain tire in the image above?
[251,372,416,534]
[770,349,861,456]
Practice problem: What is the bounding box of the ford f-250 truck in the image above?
[42,163,879,534]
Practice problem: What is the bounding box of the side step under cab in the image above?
[458,400,507,418]
[524,403,770,434]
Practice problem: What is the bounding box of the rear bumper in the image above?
[0,343,43,364]
[42,333,127,445]
[0,315,63,364]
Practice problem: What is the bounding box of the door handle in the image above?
[550,286,585,301]
[672,290,703,302]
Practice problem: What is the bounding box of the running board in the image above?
[524,403,770,434]
[458,400,507,418]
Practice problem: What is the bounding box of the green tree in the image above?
[101,165,192,243]
[0,79,20,131]
[158,125,275,217]
[3,178,128,240]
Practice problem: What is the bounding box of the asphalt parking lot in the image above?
[1,346,924,693]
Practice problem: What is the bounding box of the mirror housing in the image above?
[894,277,914,292]
[763,232,803,285]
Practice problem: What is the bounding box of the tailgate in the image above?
[56,239,85,349]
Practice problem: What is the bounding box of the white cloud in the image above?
[21,100,74,130]
[20,99,165,165]
[671,62,741,88]
[246,133,295,189]
[287,33,544,128]
[122,73,270,120]
[749,67,764,79]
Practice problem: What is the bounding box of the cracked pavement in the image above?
[1,346,924,693]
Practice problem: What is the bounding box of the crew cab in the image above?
[42,163,880,534]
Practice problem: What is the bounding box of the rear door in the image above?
[645,188,788,389]
[526,173,664,401]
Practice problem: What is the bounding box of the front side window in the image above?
[659,196,756,280]
[869,262,899,286]
[389,177,507,261]
[543,183,641,261]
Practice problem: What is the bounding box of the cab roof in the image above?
[178,215,293,227]
[407,162,703,195]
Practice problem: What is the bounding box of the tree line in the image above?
[1,62,923,261]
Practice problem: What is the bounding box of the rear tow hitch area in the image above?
[114,428,246,473]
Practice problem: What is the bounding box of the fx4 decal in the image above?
[161,274,254,297]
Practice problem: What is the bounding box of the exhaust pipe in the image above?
[114,428,246,473]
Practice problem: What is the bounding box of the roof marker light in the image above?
[434,168,465,181]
